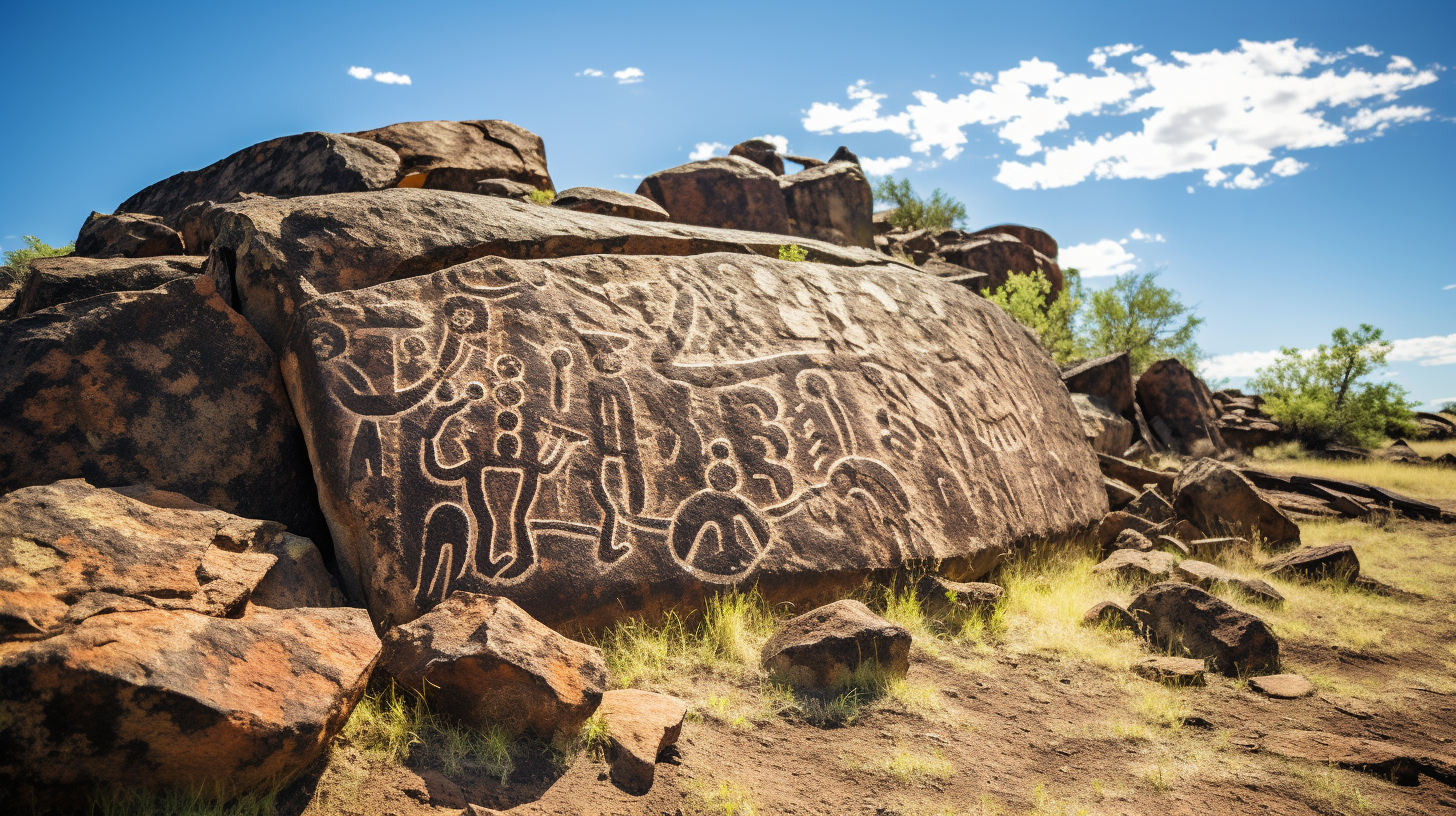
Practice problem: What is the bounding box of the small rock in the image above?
[1157,535,1191,556]
[1092,549,1176,583]
[1154,518,1206,544]
[1250,674,1315,699]
[1104,477,1140,509]
[1265,543,1360,582]
[597,689,688,794]
[1132,656,1207,687]
[916,575,1003,615]
[1111,529,1155,552]
[474,178,538,200]
[1233,578,1285,604]
[1095,511,1158,549]
[1124,488,1175,523]
[1173,559,1238,589]
[552,187,670,222]
[1188,537,1252,559]
[1128,582,1279,677]
[1082,601,1138,631]
[761,599,911,691]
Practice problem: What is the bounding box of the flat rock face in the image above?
[349,120,553,192]
[278,252,1105,628]
[1135,359,1227,455]
[74,212,183,259]
[636,156,791,235]
[0,606,379,792]
[1250,673,1314,699]
[206,188,897,354]
[378,592,606,738]
[1,255,203,317]
[1062,352,1134,417]
[1072,394,1133,455]
[780,162,875,248]
[1266,544,1360,581]
[1174,458,1300,547]
[552,187,670,222]
[0,277,323,538]
[1132,656,1206,686]
[117,132,401,222]
[1129,582,1279,677]
[760,600,911,691]
[598,689,688,794]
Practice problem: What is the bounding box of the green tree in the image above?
[985,269,1084,365]
[1246,324,1417,449]
[872,176,966,232]
[2,235,73,282]
[1082,270,1202,372]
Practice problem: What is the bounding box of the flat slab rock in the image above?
[1258,729,1456,786]
[1265,543,1360,581]
[0,255,203,318]
[597,689,687,794]
[1092,549,1175,583]
[279,251,1105,629]
[1174,458,1300,547]
[1132,656,1206,686]
[760,600,911,691]
[1129,581,1279,677]
[1250,673,1314,699]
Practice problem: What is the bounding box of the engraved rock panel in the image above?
[280,252,1106,629]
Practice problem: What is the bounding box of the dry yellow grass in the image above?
[1251,443,1456,502]
[1404,437,1456,459]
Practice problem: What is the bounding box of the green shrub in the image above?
[528,189,555,205]
[777,244,808,262]
[1081,270,1202,373]
[3,235,73,282]
[872,176,966,232]
[1248,324,1417,449]
[985,269,1084,365]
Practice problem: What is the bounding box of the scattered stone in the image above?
[1134,358,1227,455]
[379,592,607,739]
[74,211,184,258]
[1380,439,1425,464]
[1259,729,1456,786]
[1062,352,1134,418]
[1250,673,1315,699]
[1111,529,1155,552]
[1124,488,1175,523]
[1132,656,1207,687]
[780,161,875,248]
[1173,559,1234,589]
[1265,543,1360,582]
[1188,537,1252,559]
[1073,394,1134,455]
[597,689,688,794]
[350,119,553,192]
[1129,582,1279,676]
[1233,578,1285,604]
[1092,549,1175,583]
[1157,535,1191,556]
[915,575,1003,615]
[636,156,791,234]
[728,139,785,175]
[1434,453,1456,469]
[1173,458,1301,547]
[552,187,670,222]
[1154,518,1206,544]
[1082,601,1138,631]
[0,254,202,317]
[1105,477,1140,509]
[1095,512,1158,548]
[761,600,911,692]
[474,178,538,200]
[1096,453,1176,497]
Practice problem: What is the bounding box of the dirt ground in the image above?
[269,510,1456,816]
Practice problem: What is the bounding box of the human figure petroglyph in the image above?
[718,386,795,504]
[669,441,771,578]
[572,333,648,564]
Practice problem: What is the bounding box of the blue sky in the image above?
[2,0,1452,407]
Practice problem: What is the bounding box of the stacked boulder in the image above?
[1211,389,1285,451]
[874,218,1063,298]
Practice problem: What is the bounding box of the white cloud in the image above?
[1425,396,1456,410]
[1059,239,1138,277]
[861,155,913,175]
[1389,333,1456,366]
[577,68,604,77]
[1201,349,1287,379]
[347,66,373,80]
[1444,284,1456,290]
[1348,45,1382,57]
[614,67,645,84]
[964,71,995,85]
[1270,157,1308,176]
[752,134,790,153]
[1388,55,1415,71]
[614,173,645,179]
[372,71,411,85]
[689,142,728,161]
[802,40,1439,190]
[1128,228,1165,242]
[1088,43,1140,68]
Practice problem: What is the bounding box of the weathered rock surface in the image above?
[1092,549,1175,583]
[1124,488,1174,523]
[1095,511,1157,549]
[1259,729,1456,786]
[205,188,898,354]
[1414,411,1456,440]
[1111,528,1155,553]
[552,187,670,222]
[597,689,687,794]
[780,161,875,248]
[1082,600,1138,630]
[1129,582,1279,676]
[1135,359,1226,455]
[1105,477,1139,509]
[1250,673,1314,699]
[1188,537,1251,559]
[0,255,203,317]
[1172,559,1279,601]
[935,231,1062,296]
[75,212,183,259]
[761,600,910,691]
[1072,394,1134,455]
[1174,458,1300,547]
[0,605,378,792]
[915,575,1003,615]
[1265,544,1360,582]
[117,131,401,222]
[0,276,323,538]
[1379,439,1425,464]
[349,120,553,192]
[1097,453,1175,497]
[972,224,1058,261]
[278,250,1105,628]
[636,156,790,234]
[378,592,606,738]
[728,139,785,176]
[1062,352,1134,418]
[475,178,538,200]
[1133,656,1206,686]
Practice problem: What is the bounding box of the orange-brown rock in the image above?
[0,276,323,539]
[1129,582,1279,676]
[74,211,183,258]
[597,689,688,794]
[1173,458,1300,547]
[349,120,553,192]
[936,231,1063,296]
[278,251,1106,629]
[0,255,202,317]
[378,593,606,738]
[780,161,875,248]
[761,600,910,691]
[729,139,785,175]
[1063,352,1134,418]
[1135,358,1226,455]
[636,156,791,234]
[552,187,669,222]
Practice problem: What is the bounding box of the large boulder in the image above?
[74,212,184,258]
[1173,458,1300,547]
[972,224,1057,261]
[936,232,1062,296]
[378,592,606,738]
[0,277,324,538]
[728,139,785,176]
[635,156,791,234]
[779,161,875,248]
[349,119,553,192]
[204,188,895,354]
[552,187,669,222]
[1062,352,1134,418]
[0,255,203,317]
[277,250,1106,629]
[760,600,910,691]
[1128,582,1279,676]
[116,131,401,222]
[1135,359,1227,455]
[1071,394,1134,455]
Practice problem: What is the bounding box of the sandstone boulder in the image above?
[1092,549,1175,583]
[1062,352,1134,418]
[75,212,183,258]
[1072,394,1134,455]
[1132,656,1206,687]
[277,250,1105,629]
[552,187,670,222]
[0,255,202,317]
[636,156,790,234]
[760,600,910,691]
[379,592,606,738]
[1128,582,1279,676]
[1173,458,1300,547]
[780,161,875,248]
[349,120,553,191]
[597,689,687,794]
[0,276,323,538]
[1250,673,1314,699]
[728,139,785,175]
[1265,544,1360,582]
[1135,359,1226,455]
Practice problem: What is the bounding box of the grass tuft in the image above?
[684,780,758,815]
[883,747,955,785]
[528,189,555,205]
[342,683,515,784]
[88,789,277,816]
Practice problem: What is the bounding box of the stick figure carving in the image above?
[669,441,771,578]
[573,332,648,564]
